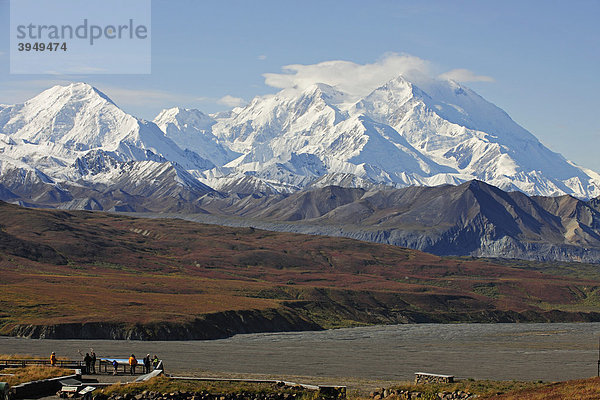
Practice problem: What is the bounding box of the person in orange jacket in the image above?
[128,354,137,375]
[50,352,57,366]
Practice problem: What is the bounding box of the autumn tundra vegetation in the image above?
[3,201,600,338]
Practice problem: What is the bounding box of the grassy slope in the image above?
[0,366,73,386]
[1,201,600,332]
[100,376,317,399]
[482,377,600,399]
[81,375,600,400]
[381,378,600,399]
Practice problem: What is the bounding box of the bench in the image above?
[414,372,454,384]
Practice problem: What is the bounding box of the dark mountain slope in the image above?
[195,180,600,262]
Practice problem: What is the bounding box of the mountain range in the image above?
[1,79,600,262]
[201,77,600,198]
[181,180,600,263]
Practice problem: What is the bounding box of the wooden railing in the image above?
[0,359,85,369]
[0,358,162,375]
[98,359,163,375]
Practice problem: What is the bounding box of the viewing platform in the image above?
[0,358,163,375]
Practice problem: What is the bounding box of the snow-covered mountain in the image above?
[153,107,238,166]
[196,76,599,198]
[354,76,600,196]
[0,83,215,209]
[2,81,600,261]
[1,78,599,206]
[204,83,451,192]
[0,83,213,171]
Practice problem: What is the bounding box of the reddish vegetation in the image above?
[483,377,600,399]
[1,201,599,331]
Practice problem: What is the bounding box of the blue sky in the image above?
[1,0,599,171]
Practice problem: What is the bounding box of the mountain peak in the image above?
[34,82,116,107]
[153,106,234,166]
[281,82,347,105]
[303,82,338,94]
[154,107,215,132]
[385,74,413,87]
[353,74,415,117]
[159,106,210,119]
[0,83,213,172]
[3,82,127,148]
[299,84,350,112]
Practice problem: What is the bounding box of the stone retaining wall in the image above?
[10,373,80,399]
[371,387,474,400]
[94,390,314,400]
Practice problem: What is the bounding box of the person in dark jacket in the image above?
[83,353,92,374]
[143,354,151,373]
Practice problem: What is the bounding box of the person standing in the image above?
[128,354,137,375]
[50,352,57,366]
[112,359,119,376]
[83,353,92,374]
[143,354,151,374]
[90,349,97,374]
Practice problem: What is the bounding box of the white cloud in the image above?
[257,55,267,60]
[217,95,246,107]
[262,53,494,98]
[438,68,495,83]
[263,53,432,98]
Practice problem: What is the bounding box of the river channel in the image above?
[2,323,599,382]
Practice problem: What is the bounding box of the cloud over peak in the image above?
[263,53,430,98]
[262,53,494,98]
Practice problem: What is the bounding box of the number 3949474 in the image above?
[17,42,67,51]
